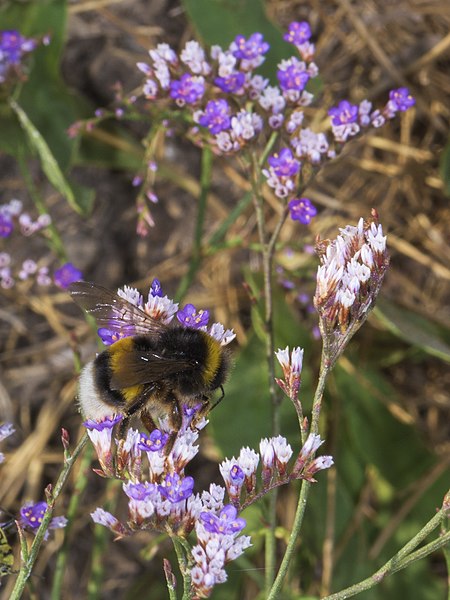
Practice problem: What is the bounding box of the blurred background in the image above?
[0,0,449,598]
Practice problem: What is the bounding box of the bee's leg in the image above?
[187,395,210,431]
[162,395,183,454]
[140,408,157,432]
[209,385,225,411]
[117,417,130,439]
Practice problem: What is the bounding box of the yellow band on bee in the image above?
[201,332,221,385]
[109,337,144,405]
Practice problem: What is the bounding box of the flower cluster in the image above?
[0,198,60,289]
[0,30,38,87]
[314,212,389,364]
[275,346,304,401]
[219,432,332,509]
[96,278,236,347]
[85,404,332,597]
[192,503,250,597]
[327,90,415,143]
[86,410,250,598]
[0,198,51,239]
[69,22,415,235]
[126,22,414,232]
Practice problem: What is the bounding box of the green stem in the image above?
[248,151,279,592]
[207,191,252,248]
[171,535,192,600]
[175,147,213,302]
[259,131,279,167]
[10,433,88,600]
[323,500,450,600]
[163,559,178,600]
[443,513,450,600]
[267,355,331,600]
[50,443,94,600]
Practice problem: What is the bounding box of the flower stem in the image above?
[207,191,252,248]
[10,433,88,600]
[323,498,450,600]
[248,150,281,593]
[267,353,331,600]
[50,442,94,600]
[175,146,213,302]
[171,534,192,600]
[163,558,178,600]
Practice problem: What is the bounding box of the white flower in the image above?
[117,285,143,308]
[238,446,259,476]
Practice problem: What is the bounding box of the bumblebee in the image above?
[70,281,231,433]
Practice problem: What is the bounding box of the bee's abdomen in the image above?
[78,360,124,420]
[78,349,130,420]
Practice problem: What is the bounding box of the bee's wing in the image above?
[69,281,166,335]
[110,349,195,390]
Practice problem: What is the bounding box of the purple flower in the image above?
[123,481,156,501]
[198,99,231,134]
[54,263,83,289]
[230,464,245,485]
[149,278,163,297]
[0,214,13,237]
[177,303,209,329]
[0,30,37,83]
[20,501,67,535]
[214,71,245,94]
[20,501,46,529]
[0,31,36,64]
[138,430,169,452]
[169,73,205,105]
[328,100,358,126]
[183,403,203,419]
[268,148,300,177]
[159,473,194,503]
[288,197,317,224]
[284,21,312,46]
[388,87,415,112]
[200,505,246,535]
[277,58,310,92]
[231,33,269,61]
[83,415,123,431]
[182,402,204,429]
[97,326,135,346]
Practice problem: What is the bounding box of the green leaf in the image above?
[10,100,89,215]
[374,298,450,362]
[210,333,271,456]
[334,361,434,488]
[0,0,78,170]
